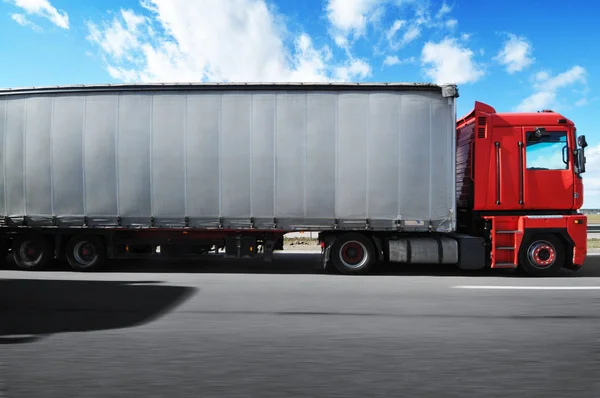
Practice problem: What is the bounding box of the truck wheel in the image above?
[66,236,106,272]
[518,234,564,277]
[331,233,375,275]
[12,235,54,271]
[0,239,8,269]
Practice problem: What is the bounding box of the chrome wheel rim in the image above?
[338,241,369,269]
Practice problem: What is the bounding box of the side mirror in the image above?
[578,135,588,148]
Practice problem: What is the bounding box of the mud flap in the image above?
[261,239,276,263]
[319,243,333,271]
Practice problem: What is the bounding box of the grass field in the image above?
[283,236,320,251]
[586,212,600,249]
[588,239,600,249]
[587,214,600,223]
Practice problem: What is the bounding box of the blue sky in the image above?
[1,0,600,206]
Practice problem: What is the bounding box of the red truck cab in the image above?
[457,101,588,276]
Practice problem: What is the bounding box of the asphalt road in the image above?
[2,253,600,397]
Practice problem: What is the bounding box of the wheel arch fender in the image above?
[520,228,573,267]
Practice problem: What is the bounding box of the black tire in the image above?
[12,235,54,271]
[0,238,8,269]
[330,233,376,275]
[65,236,106,272]
[518,233,565,277]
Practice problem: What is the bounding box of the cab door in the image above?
[522,128,574,210]
[487,127,525,211]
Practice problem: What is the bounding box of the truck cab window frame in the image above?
[525,130,569,171]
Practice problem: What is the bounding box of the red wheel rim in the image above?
[339,240,369,269]
[527,241,556,269]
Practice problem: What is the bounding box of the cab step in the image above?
[494,263,518,269]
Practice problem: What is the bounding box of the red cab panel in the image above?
[465,105,579,212]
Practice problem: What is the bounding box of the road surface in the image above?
[1,253,600,397]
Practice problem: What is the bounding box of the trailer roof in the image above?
[0,82,458,97]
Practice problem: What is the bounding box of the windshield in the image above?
[525,131,568,170]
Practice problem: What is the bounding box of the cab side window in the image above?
[525,131,568,170]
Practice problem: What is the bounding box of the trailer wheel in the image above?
[12,235,54,271]
[66,236,106,272]
[518,234,564,277]
[331,233,376,275]
[0,238,8,269]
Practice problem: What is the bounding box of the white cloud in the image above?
[106,66,141,82]
[535,70,550,81]
[436,3,452,19]
[11,0,69,29]
[327,0,455,50]
[10,13,42,31]
[445,19,457,28]
[401,26,421,45]
[416,2,454,28]
[10,12,26,24]
[542,66,587,91]
[495,34,534,73]
[87,10,146,61]
[386,22,421,50]
[383,55,401,66]
[290,34,336,82]
[87,0,372,84]
[421,37,484,84]
[334,59,372,80]
[386,19,405,41]
[326,0,382,40]
[517,91,556,112]
[377,1,457,54]
[382,55,416,67]
[516,66,587,112]
[121,8,146,29]
[334,35,349,48]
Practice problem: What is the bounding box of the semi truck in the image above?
[0,82,588,276]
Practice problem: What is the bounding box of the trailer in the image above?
[0,82,588,275]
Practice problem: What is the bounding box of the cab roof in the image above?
[458,101,574,128]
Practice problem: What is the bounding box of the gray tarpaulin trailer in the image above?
[0,82,479,273]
